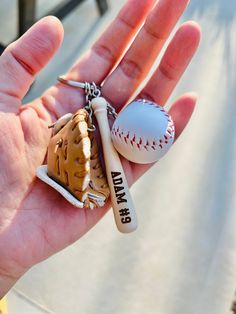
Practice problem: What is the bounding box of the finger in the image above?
[131,93,197,182]
[139,21,201,106]
[67,0,155,84]
[0,16,63,113]
[39,0,155,118]
[102,0,190,109]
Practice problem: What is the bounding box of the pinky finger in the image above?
[169,92,197,141]
[131,92,197,182]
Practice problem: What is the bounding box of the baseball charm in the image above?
[111,99,175,164]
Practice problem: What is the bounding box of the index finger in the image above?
[39,0,156,118]
[67,0,155,84]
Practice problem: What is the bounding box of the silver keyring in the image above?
[57,76,117,121]
[57,76,88,89]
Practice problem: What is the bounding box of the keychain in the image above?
[37,76,175,233]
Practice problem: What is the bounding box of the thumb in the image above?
[0,16,64,112]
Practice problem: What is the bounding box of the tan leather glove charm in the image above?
[37,109,110,209]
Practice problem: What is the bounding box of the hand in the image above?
[0,0,200,296]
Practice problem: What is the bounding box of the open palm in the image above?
[0,0,200,286]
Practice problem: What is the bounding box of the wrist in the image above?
[0,268,25,298]
[0,274,18,298]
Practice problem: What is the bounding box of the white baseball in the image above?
[111,99,175,164]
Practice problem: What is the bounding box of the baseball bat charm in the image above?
[91,97,138,233]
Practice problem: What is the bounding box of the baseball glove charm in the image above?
[37,109,110,209]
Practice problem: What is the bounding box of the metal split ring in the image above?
[57,75,117,120]
[58,76,101,97]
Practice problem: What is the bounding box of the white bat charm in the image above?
[91,97,138,233]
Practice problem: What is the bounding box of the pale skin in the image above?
[0,0,201,297]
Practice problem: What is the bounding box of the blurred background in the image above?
[1,0,236,313]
